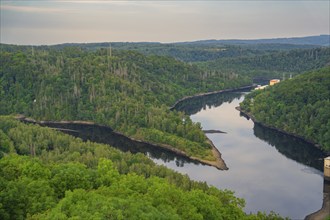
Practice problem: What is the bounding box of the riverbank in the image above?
[15,115,228,170]
[235,107,330,156]
[170,85,255,110]
[129,134,228,170]
[191,138,228,170]
[14,86,256,170]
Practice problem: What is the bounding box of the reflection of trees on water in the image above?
[55,92,245,166]
[253,123,325,171]
[39,91,325,172]
[41,123,199,167]
[174,92,243,115]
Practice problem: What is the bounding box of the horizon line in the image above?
[1,34,329,46]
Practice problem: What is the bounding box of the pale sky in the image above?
[1,0,329,45]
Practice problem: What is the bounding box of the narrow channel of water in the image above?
[154,92,325,219]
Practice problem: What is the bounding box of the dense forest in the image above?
[197,47,330,79]
[1,43,329,161]
[54,35,330,62]
[240,67,330,151]
[0,116,285,219]
[1,39,329,219]
[0,44,252,161]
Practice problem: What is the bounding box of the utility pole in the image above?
[109,43,112,57]
[107,43,111,70]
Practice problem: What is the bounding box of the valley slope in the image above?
[240,67,330,152]
[0,44,250,163]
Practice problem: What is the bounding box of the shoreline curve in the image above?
[14,85,255,171]
[15,115,229,170]
[235,106,330,156]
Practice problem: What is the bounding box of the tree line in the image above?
[198,47,330,80]
[240,67,330,151]
[0,44,251,161]
[0,116,285,219]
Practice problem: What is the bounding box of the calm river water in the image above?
[155,91,326,219]
[44,91,327,219]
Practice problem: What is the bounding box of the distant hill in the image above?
[199,47,330,77]
[177,35,330,46]
[41,35,328,63]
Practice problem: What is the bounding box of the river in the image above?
[156,91,326,219]
[38,91,327,219]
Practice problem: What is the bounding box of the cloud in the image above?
[0,4,70,14]
[1,1,329,45]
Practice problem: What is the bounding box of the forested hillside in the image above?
[1,41,328,219]
[1,43,329,159]
[181,35,329,46]
[240,67,330,151]
[55,43,265,62]
[198,47,330,79]
[0,116,284,219]
[54,35,330,62]
[0,44,251,161]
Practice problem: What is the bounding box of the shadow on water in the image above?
[174,92,244,115]
[174,90,325,172]
[173,90,327,218]
[24,90,328,218]
[252,123,325,172]
[40,122,199,167]
[36,89,325,173]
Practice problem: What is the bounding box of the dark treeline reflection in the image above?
[252,123,325,171]
[174,92,243,115]
[41,122,199,167]
[37,90,325,173]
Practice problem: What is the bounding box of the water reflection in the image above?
[174,92,243,115]
[252,123,325,171]
[174,91,326,172]
[171,91,325,219]
[40,122,200,166]
[33,91,327,219]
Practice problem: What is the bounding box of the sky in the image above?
[0,0,329,45]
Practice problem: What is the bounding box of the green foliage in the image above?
[2,44,327,159]
[49,38,328,62]
[134,128,213,159]
[0,130,14,158]
[0,45,252,160]
[240,67,330,151]
[96,158,120,187]
[198,47,330,79]
[50,162,94,198]
[0,155,56,220]
[0,117,285,219]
